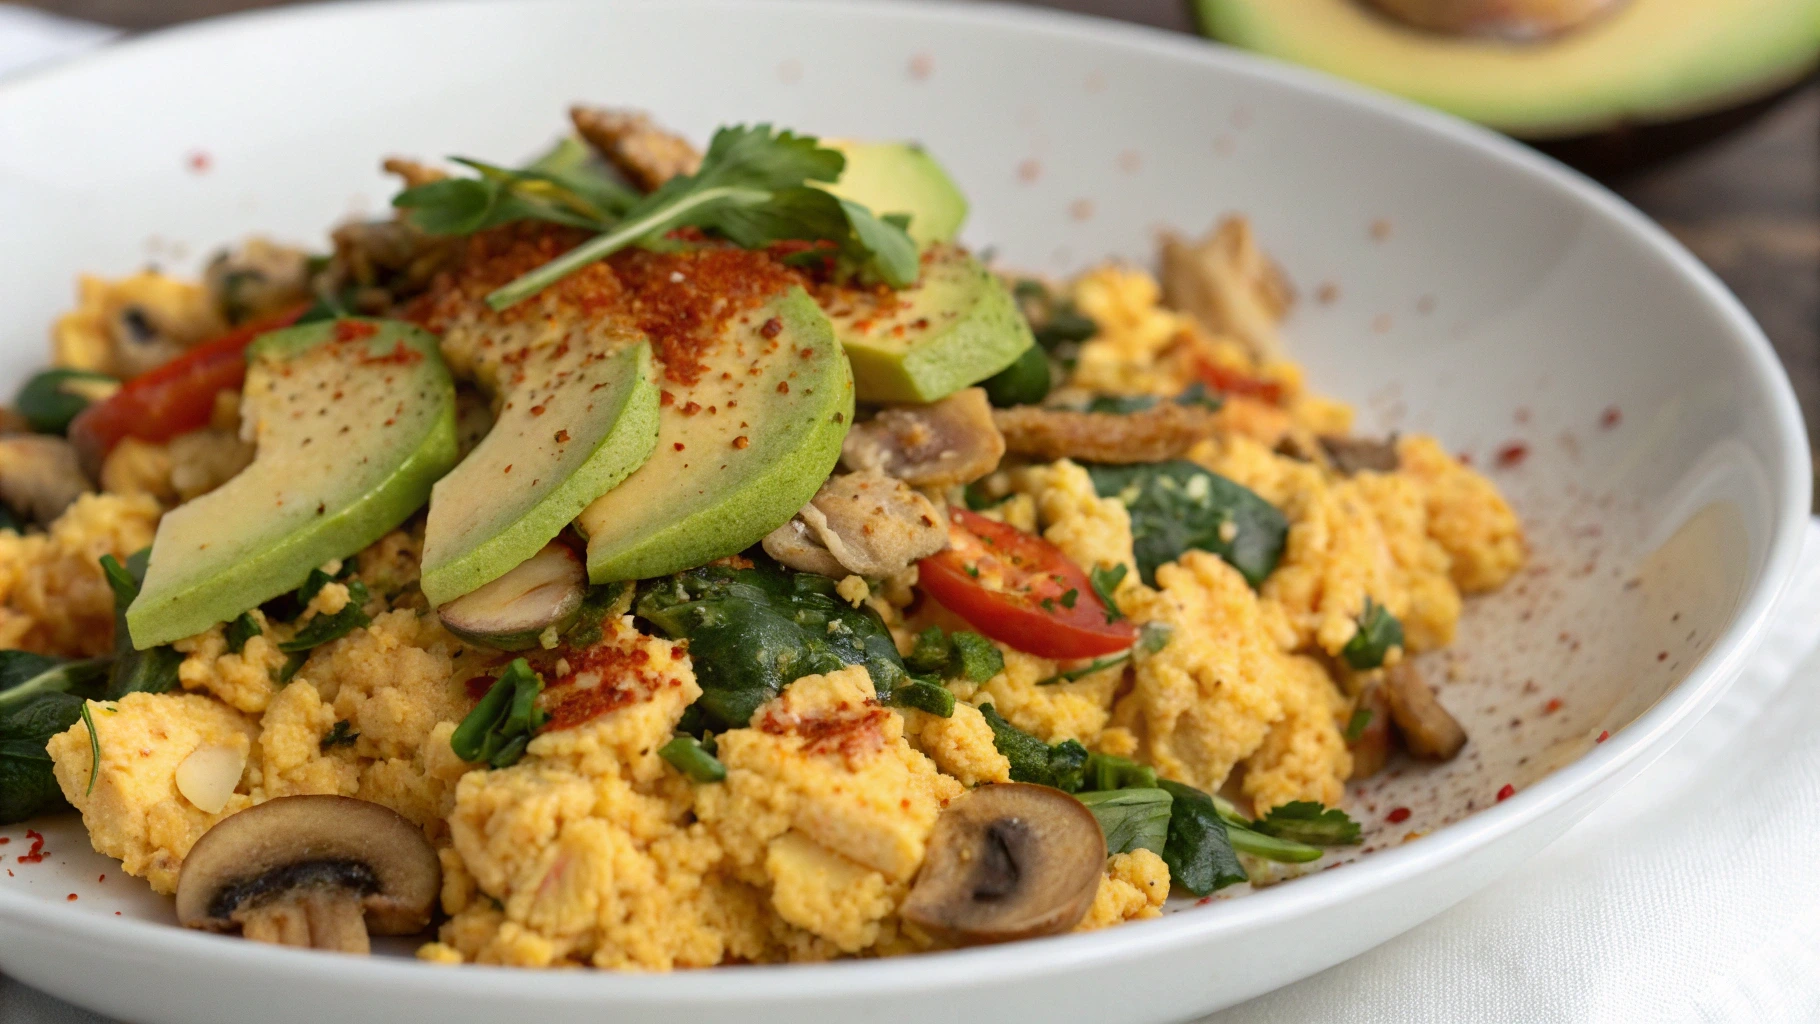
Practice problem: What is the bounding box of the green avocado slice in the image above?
[419,325,658,608]
[822,245,1033,405]
[126,319,457,648]
[576,286,852,583]
[820,140,968,248]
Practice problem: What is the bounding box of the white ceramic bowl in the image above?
[0,2,1807,1022]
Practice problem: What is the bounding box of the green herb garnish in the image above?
[224,613,262,655]
[1037,621,1171,685]
[0,651,111,823]
[1156,780,1248,896]
[659,734,727,783]
[979,702,1087,792]
[1087,563,1128,623]
[1084,751,1158,792]
[278,581,371,653]
[1077,788,1173,856]
[98,551,182,699]
[1341,597,1404,671]
[320,720,359,750]
[450,658,547,768]
[77,698,100,796]
[1344,706,1374,742]
[15,369,117,435]
[883,675,956,718]
[1251,801,1363,846]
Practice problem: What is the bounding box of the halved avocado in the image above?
[820,140,969,248]
[576,287,852,582]
[1197,0,1820,140]
[822,245,1033,405]
[127,319,457,648]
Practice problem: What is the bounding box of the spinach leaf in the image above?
[1156,780,1248,896]
[0,650,111,824]
[659,734,727,783]
[1087,461,1287,588]
[560,581,634,650]
[1341,597,1403,671]
[277,581,371,653]
[1085,382,1223,415]
[224,613,261,655]
[450,658,546,768]
[98,551,182,699]
[1087,564,1127,623]
[979,702,1087,792]
[1205,792,1326,863]
[884,676,955,718]
[15,369,117,435]
[1076,788,1173,856]
[905,627,1004,683]
[1012,279,1097,372]
[263,562,354,623]
[981,344,1052,408]
[1251,801,1363,846]
[636,557,909,729]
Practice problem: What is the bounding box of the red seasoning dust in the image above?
[1497,784,1516,802]
[1385,807,1412,824]
[17,829,46,864]
[1495,442,1529,468]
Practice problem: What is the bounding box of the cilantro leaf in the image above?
[1251,801,1363,846]
[1088,563,1128,622]
[1076,788,1172,856]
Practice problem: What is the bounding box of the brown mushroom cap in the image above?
[1383,663,1468,761]
[901,783,1106,946]
[175,795,440,947]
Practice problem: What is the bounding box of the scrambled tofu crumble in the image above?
[13,166,1521,968]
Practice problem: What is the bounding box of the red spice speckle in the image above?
[554,429,570,443]
[1496,784,1516,802]
[759,317,783,340]
[334,320,379,343]
[1195,896,1215,906]
[98,873,106,882]
[1386,807,1412,824]
[1495,442,1529,468]
[1597,730,1610,743]
[1601,406,1622,429]
[186,150,212,174]
[536,643,665,732]
[908,53,934,80]
[1543,697,1563,714]
[776,381,790,395]
[18,830,46,863]
[0,836,9,845]
[733,435,750,450]
[1657,651,1669,662]
[66,893,77,902]
[1017,159,1042,183]
[673,442,686,451]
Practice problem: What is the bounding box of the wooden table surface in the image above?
[24,0,1820,494]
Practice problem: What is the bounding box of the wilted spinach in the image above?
[1076,788,1173,856]
[0,651,111,824]
[1087,461,1287,588]
[98,551,181,699]
[979,702,1088,792]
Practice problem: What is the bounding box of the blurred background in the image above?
[10,0,1820,490]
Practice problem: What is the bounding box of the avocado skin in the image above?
[579,288,853,583]
[829,247,1034,405]
[126,320,458,649]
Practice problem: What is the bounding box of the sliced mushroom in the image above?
[317,219,458,315]
[1346,684,1395,780]
[570,105,703,192]
[841,387,1005,489]
[1382,663,1468,761]
[1319,435,1400,476]
[1159,217,1293,364]
[1364,0,1625,39]
[901,782,1106,946]
[204,238,314,326]
[993,401,1221,464]
[0,436,92,525]
[438,542,586,650]
[762,470,948,579]
[381,156,449,189]
[175,795,439,954]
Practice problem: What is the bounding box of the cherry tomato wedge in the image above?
[68,303,309,471]
[918,507,1137,660]
[1194,359,1283,405]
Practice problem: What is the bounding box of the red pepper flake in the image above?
[680,401,702,416]
[1386,807,1412,824]
[66,893,77,902]
[0,837,9,845]
[18,829,46,863]
[529,404,546,416]
[1495,442,1529,468]
[908,52,934,80]
[776,381,790,394]
[660,390,675,406]
[1017,159,1042,183]
[733,436,750,450]
[1496,784,1515,802]
[98,873,106,882]
[1597,730,1610,743]
[186,150,212,174]
[1543,697,1563,714]
[759,317,783,339]
[503,464,513,474]
[1601,406,1622,429]
[333,320,378,343]
[1657,651,1669,662]
[1196,896,1215,906]
[554,429,570,443]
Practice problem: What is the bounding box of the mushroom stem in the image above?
[236,890,372,953]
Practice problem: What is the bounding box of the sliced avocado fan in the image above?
[127,319,457,648]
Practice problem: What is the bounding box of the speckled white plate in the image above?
[0,2,1807,1022]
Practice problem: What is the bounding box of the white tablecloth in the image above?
[3,9,1819,1022]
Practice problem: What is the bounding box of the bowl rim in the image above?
[0,0,1808,1000]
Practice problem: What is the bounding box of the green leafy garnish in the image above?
[78,700,99,796]
[659,734,727,783]
[980,344,1052,408]
[979,702,1087,792]
[636,556,908,729]
[278,581,371,653]
[320,720,359,750]
[1087,564,1127,623]
[0,651,111,824]
[1206,793,1326,863]
[883,676,956,718]
[450,658,547,768]
[15,369,117,435]
[903,628,1000,690]
[1344,706,1374,742]
[224,613,262,655]
[1084,382,1223,415]
[1037,621,1171,685]
[1084,751,1158,792]
[905,627,952,674]
[1087,461,1288,588]
[1077,788,1173,856]
[1156,780,1248,896]
[98,551,182,699]
[482,125,918,310]
[394,137,636,237]
[1341,597,1404,671]
[1251,801,1363,846]
[1012,279,1098,372]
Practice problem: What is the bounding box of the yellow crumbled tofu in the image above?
[900,702,1011,787]
[1240,655,1353,812]
[173,609,286,713]
[1069,266,1194,396]
[1010,459,1139,586]
[54,271,227,378]
[1077,849,1172,931]
[300,608,469,761]
[250,678,359,800]
[0,492,160,656]
[1398,435,1526,593]
[969,646,1119,746]
[47,692,258,894]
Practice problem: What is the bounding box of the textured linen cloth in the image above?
[4,12,1820,1024]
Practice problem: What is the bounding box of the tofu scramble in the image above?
[0,107,1522,968]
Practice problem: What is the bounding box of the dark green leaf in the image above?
[15,369,117,435]
[979,702,1087,792]
[274,652,306,685]
[1157,780,1248,896]
[0,649,109,824]
[1076,788,1172,855]
[224,613,261,655]
[884,676,955,717]
[450,659,546,768]
[99,551,181,699]
[905,626,952,674]
[1341,597,1404,671]
[278,581,371,653]
[981,343,1050,407]
[1088,564,1128,623]
[1037,621,1171,685]
[659,734,727,782]
[635,557,908,729]
[320,720,359,750]
[1087,461,1287,588]
[947,631,1003,683]
[1251,801,1363,846]
[561,581,633,649]
[1344,707,1374,742]
[1083,751,1157,792]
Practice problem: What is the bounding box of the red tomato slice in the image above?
[1194,359,1284,405]
[918,507,1137,660]
[69,303,310,470]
